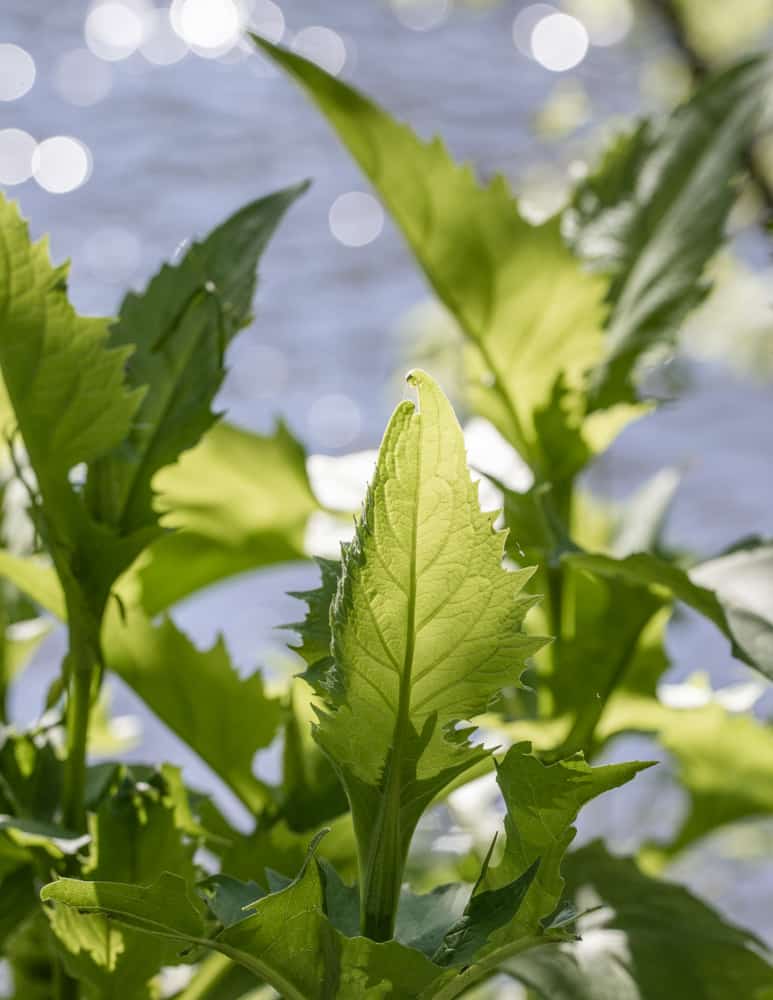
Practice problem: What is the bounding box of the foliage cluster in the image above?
[0,36,772,1000]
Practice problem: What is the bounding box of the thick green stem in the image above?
[0,592,8,726]
[54,962,79,1000]
[360,762,406,940]
[178,954,240,1000]
[61,614,96,834]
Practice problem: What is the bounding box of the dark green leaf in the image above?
[86,184,307,539]
[566,58,770,406]
[506,841,773,1000]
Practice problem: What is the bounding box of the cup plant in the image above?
[0,36,771,1000]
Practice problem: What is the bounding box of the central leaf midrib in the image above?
[376,399,424,853]
[394,401,423,772]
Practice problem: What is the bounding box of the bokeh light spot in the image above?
[329,191,384,247]
[307,393,362,449]
[512,4,556,57]
[248,0,285,44]
[565,0,633,47]
[390,0,449,32]
[85,1,146,61]
[291,26,347,76]
[531,12,589,71]
[141,8,189,65]
[32,136,92,194]
[170,0,244,56]
[53,48,113,106]
[0,44,36,101]
[0,129,36,185]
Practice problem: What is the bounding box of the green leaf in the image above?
[480,744,652,956]
[101,604,281,813]
[279,677,349,831]
[433,859,540,968]
[314,370,545,937]
[0,195,144,609]
[691,542,773,682]
[566,58,769,406]
[505,841,773,999]
[0,421,320,621]
[44,766,202,1000]
[0,865,37,949]
[395,882,471,959]
[254,37,644,480]
[599,696,773,860]
[0,196,141,481]
[0,816,87,860]
[563,549,773,681]
[198,874,265,929]
[43,835,446,999]
[124,419,319,614]
[0,728,62,822]
[286,556,340,676]
[86,184,307,539]
[546,563,666,757]
[0,551,64,619]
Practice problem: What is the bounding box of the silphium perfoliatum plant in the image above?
[0,28,770,1000]
[42,370,655,997]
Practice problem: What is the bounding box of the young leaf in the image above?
[86,184,307,539]
[101,604,281,813]
[314,370,545,938]
[566,58,770,406]
[505,841,773,999]
[253,37,639,481]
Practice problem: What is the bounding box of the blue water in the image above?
[3,0,773,954]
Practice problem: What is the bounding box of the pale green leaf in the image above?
[0,195,145,610]
[101,604,281,813]
[0,551,64,619]
[254,37,643,480]
[599,696,773,861]
[314,370,545,932]
[0,195,141,478]
[124,419,319,614]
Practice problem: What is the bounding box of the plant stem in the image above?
[178,954,237,1000]
[61,613,96,834]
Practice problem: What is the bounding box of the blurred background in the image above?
[2,0,773,977]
